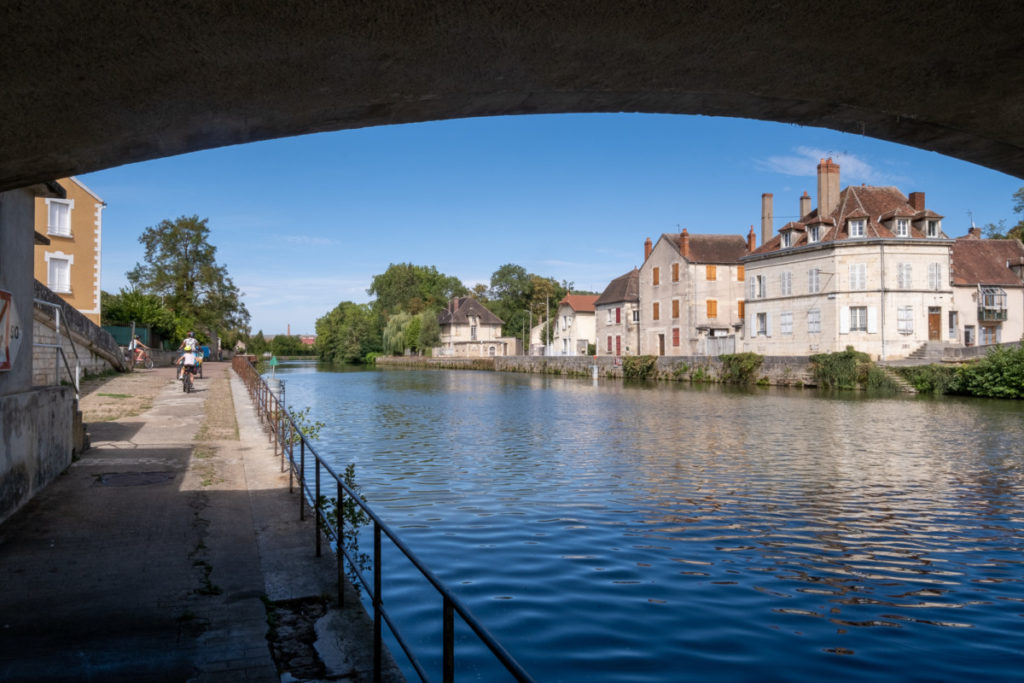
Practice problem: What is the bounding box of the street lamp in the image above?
[520,308,533,356]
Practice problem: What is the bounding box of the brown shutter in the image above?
[653,267,660,286]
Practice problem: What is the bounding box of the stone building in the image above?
[551,294,599,356]
[742,158,954,359]
[638,230,750,356]
[595,268,640,357]
[436,297,517,357]
[951,229,1024,347]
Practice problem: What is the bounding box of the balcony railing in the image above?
[978,307,1008,322]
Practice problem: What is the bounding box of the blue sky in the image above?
[80,113,1023,335]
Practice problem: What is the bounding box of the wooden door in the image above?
[928,307,941,340]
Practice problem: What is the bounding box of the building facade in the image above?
[33,177,104,324]
[742,159,954,359]
[551,294,598,356]
[595,268,640,357]
[638,230,750,356]
[436,297,517,357]
[951,230,1024,347]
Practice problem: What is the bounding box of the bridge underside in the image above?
[2,1,1023,190]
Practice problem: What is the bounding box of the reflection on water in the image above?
[278,362,1024,682]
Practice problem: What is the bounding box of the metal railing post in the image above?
[315,461,322,558]
[374,522,382,683]
[337,478,344,608]
[443,597,454,683]
[299,440,306,521]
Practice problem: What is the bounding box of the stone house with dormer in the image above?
[638,230,751,356]
[437,296,517,357]
[742,158,954,359]
[595,268,640,357]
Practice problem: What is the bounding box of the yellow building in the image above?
[33,178,105,324]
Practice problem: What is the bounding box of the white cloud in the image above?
[755,146,906,186]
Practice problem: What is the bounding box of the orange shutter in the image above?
[738,300,745,319]
[653,302,660,320]
[653,267,660,286]
[672,299,679,318]
[672,263,679,282]
[706,265,717,281]
[707,299,718,318]
[737,265,745,281]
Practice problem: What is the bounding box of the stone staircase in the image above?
[902,342,953,363]
[878,366,917,393]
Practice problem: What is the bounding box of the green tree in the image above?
[417,310,441,351]
[382,312,412,354]
[367,263,466,315]
[101,287,177,340]
[982,187,1024,242]
[126,215,250,340]
[270,335,311,356]
[315,301,381,364]
[246,330,270,355]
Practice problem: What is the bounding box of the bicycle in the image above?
[134,348,154,369]
[182,366,195,393]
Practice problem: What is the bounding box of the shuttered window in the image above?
[652,302,660,321]
[737,300,745,319]
[672,327,680,346]
[672,299,680,319]
[672,263,679,282]
[653,267,660,286]
[706,265,717,281]
[737,265,744,281]
[706,299,717,318]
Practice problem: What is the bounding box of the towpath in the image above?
[0,361,401,682]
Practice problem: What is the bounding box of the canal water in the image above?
[275,361,1024,682]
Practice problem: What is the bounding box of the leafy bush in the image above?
[363,351,383,365]
[949,345,1024,398]
[894,364,958,395]
[719,352,764,384]
[861,365,900,391]
[622,355,657,380]
[809,346,871,389]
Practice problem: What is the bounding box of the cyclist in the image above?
[129,335,153,368]
[177,332,199,379]
[176,345,198,391]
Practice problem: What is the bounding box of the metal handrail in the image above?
[33,298,80,400]
[232,356,533,683]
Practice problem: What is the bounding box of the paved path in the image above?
[0,362,402,682]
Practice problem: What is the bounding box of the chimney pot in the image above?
[817,158,840,217]
[799,191,811,219]
[680,229,690,259]
[909,192,925,211]
[644,237,653,261]
[747,226,756,252]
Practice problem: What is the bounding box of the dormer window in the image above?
[927,219,940,238]
[848,219,866,238]
[895,218,909,237]
[807,225,820,243]
[781,231,792,248]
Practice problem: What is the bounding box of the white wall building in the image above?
[551,294,598,356]
[436,297,517,357]
[951,230,1024,347]
[595,268,640,357]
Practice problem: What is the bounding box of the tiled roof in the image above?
[662,232,749,263]
[752,185,947,255]
[595,268,639,306]
[437,297,504,325]
[951,238,1024,286]
[559,293,599,313]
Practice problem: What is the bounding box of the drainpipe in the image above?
[880,243,887,360]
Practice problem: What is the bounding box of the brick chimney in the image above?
[761,193,773,246]
[909,192,925,211]
[644,237,652,261]
[799,191,811,218]
[747,226,756,252]
[817,158,840,217]
[967,226,982,239]
[680,229,690,259]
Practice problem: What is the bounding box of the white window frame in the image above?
[807,225,820,243]
[927,262,943,290]
[850,306,868,332]
[808,268,820,294]
[780,312,793,335]
[45,198,74,237]
[897,306,914,335]
[927,220,940,238]
[807,308,821,334]
[849,263,867,290]
[755,312,769,337]
[45,252,73,293]
[895,218,909,237]
[849,218,866,237]
[781,231,792,248]
[897,263,912,289]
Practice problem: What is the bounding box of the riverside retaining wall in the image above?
[376,354,816,386]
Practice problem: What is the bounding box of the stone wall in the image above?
[32,279,125,386]
[376,354,815,386]
[0,385,74,525]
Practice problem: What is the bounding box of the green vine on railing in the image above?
[317,464,372,590]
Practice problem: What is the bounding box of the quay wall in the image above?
[375,354,815,386]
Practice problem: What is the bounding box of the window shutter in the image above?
[737,300,745,319]
[839,306,850,334]
[653,267,660,286]
[867,306,878,333]
[737,265,745,281]
[749,315,756,338]
[765,312,772,337]
[748,278,755,299]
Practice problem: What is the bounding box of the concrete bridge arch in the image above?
[1,1,1023,191]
